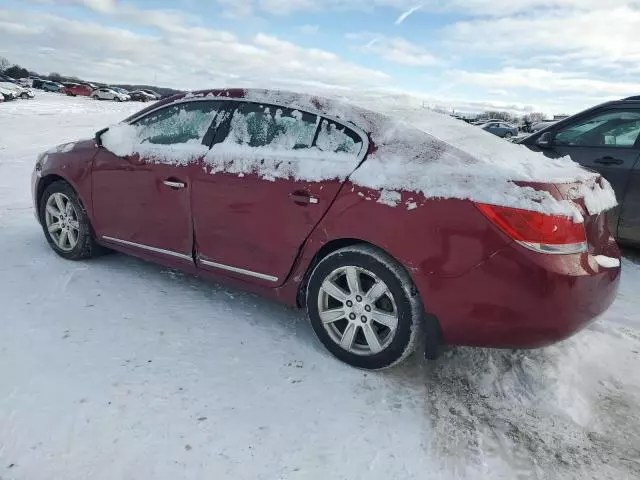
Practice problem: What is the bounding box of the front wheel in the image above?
[39,181,101,260]
[21,92,30,99]
[306,245,423,370]
[504,132,513,139]
[114,97,121,102]
[92,95,99,100]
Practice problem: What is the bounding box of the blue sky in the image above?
[2,0,640,114]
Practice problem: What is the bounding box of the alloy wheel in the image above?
[317,266,399,356]
[44,192,80,252]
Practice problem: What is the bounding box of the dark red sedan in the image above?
[31,89,621,369]
[61,83,94,97]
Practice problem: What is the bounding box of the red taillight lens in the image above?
[475,203,586,254]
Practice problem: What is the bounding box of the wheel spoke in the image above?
[48,222,62,233]
[365,281,389,303]
[321,280,349,302]
[340,323,358,350]
[46,204,61,217]
[319,308,346,324]
[54,194,65,213]
[68,220,80,229]
[65,201,74,215]
[59,230,68,248]
[362,324,382,354]
[370,309,398,330]
[68,228,78,246]
[344,266,361,296]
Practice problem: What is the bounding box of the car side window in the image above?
[315,118,363,156]
[554,110,640,148]
[133,101,221,145]
[222,102,318,149]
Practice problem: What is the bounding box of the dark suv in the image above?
[519,97,640,246]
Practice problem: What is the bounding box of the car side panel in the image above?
[274,183,510,307]
[618,160,640,245]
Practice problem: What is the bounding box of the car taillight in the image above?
[475,203,587,254]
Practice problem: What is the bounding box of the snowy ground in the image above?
[1,92,640,480]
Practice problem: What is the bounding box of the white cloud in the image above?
[449,67,640,98]
[395,4,422,25]
[354,34,440,66]
[443,6,640,64]
[0,9,388,91]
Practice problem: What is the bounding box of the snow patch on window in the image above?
[205,143,356,182]
[377,189,402,207]
[102,123,208,165]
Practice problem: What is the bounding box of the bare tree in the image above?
[523,112,547,123]
[0,56,10,72]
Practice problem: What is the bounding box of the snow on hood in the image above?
[105,88,617,220]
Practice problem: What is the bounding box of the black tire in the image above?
[115,97,121,102]
[39,181,101,260]
[21,92,30,99]
[92,95,99,100]
[306,245,423,370]
[504,132,513,139]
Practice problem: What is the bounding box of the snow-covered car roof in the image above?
[121,88,616,220]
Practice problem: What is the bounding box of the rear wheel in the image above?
[92,94,99,100]
[39,181,101,260]
[21,92,30,99]
[306,245,423,370]
[115,97,121,102]
[504,131,513,139]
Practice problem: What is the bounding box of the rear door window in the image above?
[315,118,363,156]
[220,102,318,149]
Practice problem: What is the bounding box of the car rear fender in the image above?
[277,182,511,307]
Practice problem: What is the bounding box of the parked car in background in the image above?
[91,87,130,101]
[0,73,18,84]
[519,96,640,246]
[42,81,63,92]
[139,89,161,100]
[31,78,44,89]
[0,86,16,101]
[531,120,558,132]
[32,88,620,369]
[129,90,157,102]
[110,87,130,96]
[0,82,35,99]
[481,121,518,139]
[17,78,32,87]
[62,84,93,97]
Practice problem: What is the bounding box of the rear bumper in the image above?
[417,242,621,348]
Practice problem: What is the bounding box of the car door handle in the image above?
[290,191,319,205]
[163,179,186,189]
[594,156,624,165]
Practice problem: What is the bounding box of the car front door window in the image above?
[134,102,222,146]
[553,111,640,148]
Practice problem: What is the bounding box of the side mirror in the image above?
[95,127,108,147]
[536,131,553,147]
